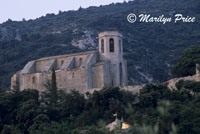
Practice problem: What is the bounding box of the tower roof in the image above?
[98,31,122,38]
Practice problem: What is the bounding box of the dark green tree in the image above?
[139,84,170,108]
[1,125,22,134]
[45,67,58,106]
[171,46,200,78]
[175,80,200,96]
[51,67,57,103]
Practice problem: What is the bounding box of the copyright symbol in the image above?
[127,13,137,23]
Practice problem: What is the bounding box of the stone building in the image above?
[11,31,128,93]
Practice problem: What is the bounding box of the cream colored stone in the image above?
[11,31,128,92]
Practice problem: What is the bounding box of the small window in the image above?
[101,39,104,53]
[109,38,114,52]
[72,72,75,79]
[32,76,35,84]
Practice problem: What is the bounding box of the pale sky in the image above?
[0,0,125,23]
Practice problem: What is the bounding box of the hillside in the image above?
[0,0,200,89]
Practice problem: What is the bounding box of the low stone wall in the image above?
[83,85,144,94]
[165,75,198,90]
[122,85,144,94]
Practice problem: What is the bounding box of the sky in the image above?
[0,0,125,23]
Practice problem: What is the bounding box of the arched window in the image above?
[72,72,75,79]
[109,38,114,52]
[119,40,121,53]
[101,39,104,53]
[32,76,35,84]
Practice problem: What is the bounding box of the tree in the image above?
[28,114,50,134]
[175,80,200,96]
[130,101,177,134]
[139,84,170,108]
[1,125,22,134]
[171,46,200,78]
[45,67,58,106]
[51,67,57,101]
[16,99,41,133]
[58,90,85,121]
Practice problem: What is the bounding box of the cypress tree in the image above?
[50,67,58,105]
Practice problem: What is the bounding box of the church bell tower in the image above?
[98,31,127,87]
[98,31,123,62]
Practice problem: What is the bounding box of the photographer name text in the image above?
[127,13,196,24]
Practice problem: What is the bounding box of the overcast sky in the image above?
[0,0,125,23]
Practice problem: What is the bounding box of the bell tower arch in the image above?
[98,31,123,63]
[98,31,127,87]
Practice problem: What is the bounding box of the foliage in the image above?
[0,0,200,133]
[48,67,58,105]
[0,87,135,134]
[130,101,177,134]
[176,80,200,96]
[1,83,200,134]
[171,46,200,78]
[1,0,200,89]
[125,83,200,134]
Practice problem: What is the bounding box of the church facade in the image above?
[11,31,128,93]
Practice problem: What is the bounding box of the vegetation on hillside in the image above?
[0,0,200,89]
[1,81,200,134]
[171,46,200,78]
[2,44,200,134]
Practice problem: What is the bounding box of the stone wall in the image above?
[11,49,128,92]
[102,62,112,87]
[165,75,197,89]
[92,63,106,89]
[19,72,46,91]
[11,51,102,92]
[56,68,87,93]
[10,31,128,93]
[165,64,200,89]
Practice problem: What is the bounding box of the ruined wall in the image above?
[166,64,200,89]
[166,75,197,89]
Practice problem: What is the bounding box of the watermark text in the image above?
[127,13,196,24]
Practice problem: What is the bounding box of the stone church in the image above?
[11,31,128,93]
